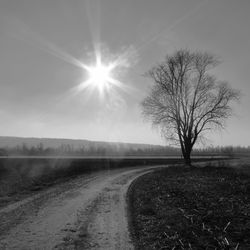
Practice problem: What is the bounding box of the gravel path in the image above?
[0,166,161,249]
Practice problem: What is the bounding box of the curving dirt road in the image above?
[0,165,163,249]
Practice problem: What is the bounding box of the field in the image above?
[0,157,249,248]
[0,156,223,208]
[128,161,250,249]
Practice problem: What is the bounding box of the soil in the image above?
[128,165,250,250]
[0,166,162,249]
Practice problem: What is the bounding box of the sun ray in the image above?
[75,49,130,98]
[8,17,84,69]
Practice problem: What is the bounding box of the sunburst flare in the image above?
[75,49,130,98]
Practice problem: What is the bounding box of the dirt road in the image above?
[0,166,162,249]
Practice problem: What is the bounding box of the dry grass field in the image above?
[128,158,250,249]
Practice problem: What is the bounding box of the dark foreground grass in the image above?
[128,165,250,250]
[0,157,220,206]
[0,157,218,208]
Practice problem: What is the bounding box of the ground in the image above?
[0,165,161,250]
[128,164,250,250]
[1,159,249,249]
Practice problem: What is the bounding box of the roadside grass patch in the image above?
[0,158,217,208]
[129,166,250,249]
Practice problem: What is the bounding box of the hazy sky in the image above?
[0,0,249,146]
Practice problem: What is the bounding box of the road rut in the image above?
[0,166,161,249]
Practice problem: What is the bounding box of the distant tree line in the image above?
[193,145,250,157]
[0,143,248,157]
[0,143,180,157]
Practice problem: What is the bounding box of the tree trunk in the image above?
[182,144,192,166]
[184,154,191,166]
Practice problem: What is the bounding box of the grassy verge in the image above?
[128,165,250,249]
[0,157,221,208]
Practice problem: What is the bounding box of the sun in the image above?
[74,50,131,98]
[85,58,114,92]
[76,54,119,96]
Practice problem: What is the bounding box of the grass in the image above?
[128,163,250,249]
[0,157,219,208]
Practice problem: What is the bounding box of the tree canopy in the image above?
[142,49,240,165]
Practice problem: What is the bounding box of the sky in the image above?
[0,0,249,147]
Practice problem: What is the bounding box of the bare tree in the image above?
[142,49,240,165]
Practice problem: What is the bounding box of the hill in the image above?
[0,136,180,156]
